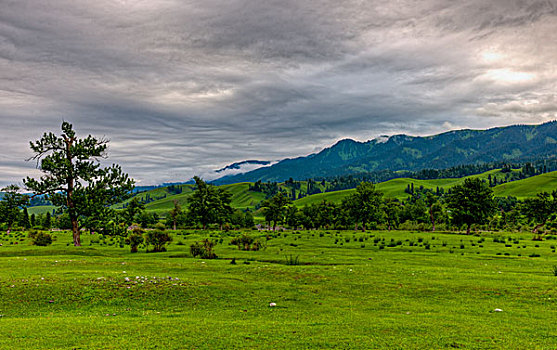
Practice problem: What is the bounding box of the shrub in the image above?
[145,229,172,252]
[27,230,39,239]
[33,232,52,246]
[552,265,557,276]
[230,234,262,251]
[190,239,217,259]
[125,228,145,253]
[285,255,300,265]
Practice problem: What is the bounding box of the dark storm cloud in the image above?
[0,0,555,186]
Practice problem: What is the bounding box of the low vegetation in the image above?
[0,227,556,349]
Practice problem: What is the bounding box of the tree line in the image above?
[1,122,556,243]
[258,178,557,239]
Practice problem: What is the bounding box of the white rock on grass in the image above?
[269,302,277,307]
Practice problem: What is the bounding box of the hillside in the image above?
[118,182,266,215]
[493,171,557,199]
[293,169,556,206]
[214,121,557,184]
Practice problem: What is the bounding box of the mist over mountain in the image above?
[213,121,557,184]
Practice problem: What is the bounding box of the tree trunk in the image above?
[430,209,436,232]
[532,222,546,240]
[71,214,81,246]
[65,136,80,246]
[361,222,366,232]
[466,224,471,235]
[532,222,545,234]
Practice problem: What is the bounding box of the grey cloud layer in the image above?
[1,0,555,186]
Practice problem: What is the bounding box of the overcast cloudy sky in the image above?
[1,0,556,186]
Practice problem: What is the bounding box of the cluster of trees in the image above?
[259,178,557,237]
[163,179,255,231]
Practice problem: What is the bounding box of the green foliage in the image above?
[521,191,557,239]
[32,231,53,246]
[343,182,384,231]
[285,255,300,265]
[230,233,262,251]
[188,177,233,229]
[23,122,134,246]
[123,197,145,226]
[190,238,217,259]
[144,229,172,252]
[0,185,29,232]
[446,178,497,234]
[261,191,292,230]
[125,228,145,253]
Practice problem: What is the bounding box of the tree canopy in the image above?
[343,182,384,231]
[23,122,134,245]
[0,185,29,233]
[445,178,496,234]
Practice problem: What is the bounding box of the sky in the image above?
[1,0,556,187]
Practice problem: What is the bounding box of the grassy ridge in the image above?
[143,183,266,214]
[493,171,557,199]
[293,169,555,206]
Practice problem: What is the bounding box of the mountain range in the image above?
[213,121,557,184]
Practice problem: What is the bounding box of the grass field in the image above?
[1,228,556,349]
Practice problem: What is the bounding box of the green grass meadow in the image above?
[1,228,556,349]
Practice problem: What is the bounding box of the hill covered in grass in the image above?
[493,171,557,199]
[121,169,556,214]
[293,169,557,206]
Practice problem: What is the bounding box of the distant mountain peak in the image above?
[212,122,557,185]
[216,160,272,173]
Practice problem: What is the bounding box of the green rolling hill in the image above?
[27,205,57,216]
[123,182,267,215]
[493,171,557,199]
[292,169,549,206]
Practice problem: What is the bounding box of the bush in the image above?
[27,230,39,239]
[145,229,172,252]
[230,234,262,251]
[125,228,145,253]
[33,232,53,246]
[285,255,300,265]
[190,239,217,259]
